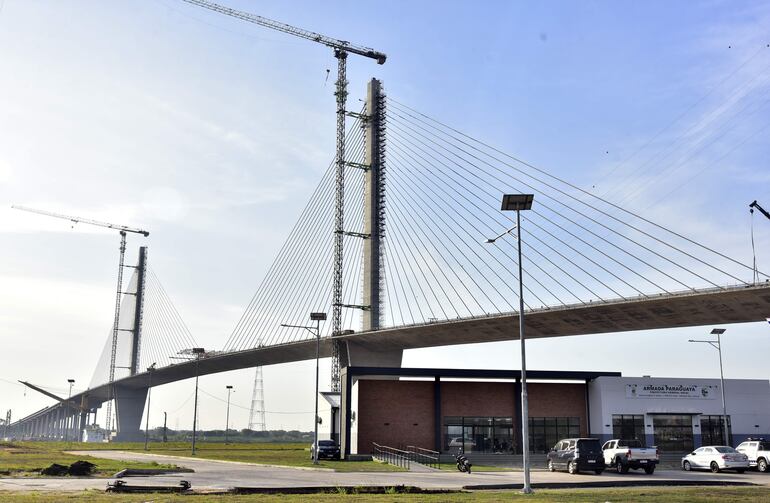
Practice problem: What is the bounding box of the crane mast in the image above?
[12,205,149,435]
[179,0,386,392]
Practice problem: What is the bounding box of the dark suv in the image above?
[547,438,605,474]
[311,439,341,460]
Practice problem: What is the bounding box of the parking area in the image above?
[0,450,768,492]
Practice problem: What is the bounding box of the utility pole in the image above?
[190,348,206,455]
[67,379,75,442]
[144,363,156,451]
[225,385,233,444]
[177,0,386,392]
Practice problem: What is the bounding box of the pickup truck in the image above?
[602,439,659,474]
[736,438,770,472]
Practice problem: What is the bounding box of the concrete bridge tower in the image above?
[343,79,403,369]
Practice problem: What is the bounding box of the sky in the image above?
[0,0,769,432]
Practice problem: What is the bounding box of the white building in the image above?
[589,376,770,450]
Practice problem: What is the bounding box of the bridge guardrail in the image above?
[372,442,411,469]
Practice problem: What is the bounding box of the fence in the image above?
[406,445,441,469]
[371,442,411,469]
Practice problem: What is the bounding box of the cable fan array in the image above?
[221,97,765,352]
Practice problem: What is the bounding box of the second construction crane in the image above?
[179,0,386,392]
[12,205,149,435]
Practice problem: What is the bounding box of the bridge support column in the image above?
[78,411,87,442]
[56,407,64,439]
[112,385,148,442]
[346,78,403,370]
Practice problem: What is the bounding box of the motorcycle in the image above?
[455,449,472,474]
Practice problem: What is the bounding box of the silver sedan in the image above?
[681,446,749,473]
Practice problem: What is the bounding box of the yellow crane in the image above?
[12,205,149,434]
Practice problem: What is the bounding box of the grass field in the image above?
[2,441,403,474]
[0,441,178,477]
[1,486,769,502]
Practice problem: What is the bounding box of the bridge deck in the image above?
[15,283,770,422]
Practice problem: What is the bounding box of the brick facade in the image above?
[357,380,434,452]
[528,383,589,437]
[356,379,587,454]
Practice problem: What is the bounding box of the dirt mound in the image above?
[40,460,97,476]
[40,463,68,476]
[68,460,96,476]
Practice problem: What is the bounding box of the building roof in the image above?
[344,367,621,381]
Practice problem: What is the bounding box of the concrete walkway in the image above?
[0,450,767,493]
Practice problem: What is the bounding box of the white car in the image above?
[681,446,749,473]
[735,438,770,472]
[448,437,476,450]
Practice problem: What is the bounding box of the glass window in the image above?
[700,415,732,446]
[528,417,581,454]
[443,417,513,453]
[612,414,645,444]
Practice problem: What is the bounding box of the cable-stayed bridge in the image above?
[8,81,770,441]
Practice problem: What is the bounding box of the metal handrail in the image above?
[406,445,440,469]
[372,442,411,469]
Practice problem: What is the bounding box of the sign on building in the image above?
[626,383,717,399]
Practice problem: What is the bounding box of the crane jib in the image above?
[180,0,386,64]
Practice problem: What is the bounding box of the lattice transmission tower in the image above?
[247,366,266,432]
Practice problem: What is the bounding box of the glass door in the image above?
[652,415,694,452]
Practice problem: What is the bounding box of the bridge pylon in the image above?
[337,79,403,375]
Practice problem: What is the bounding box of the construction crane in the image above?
[12,205,149,435]
[750,200,770,221]
[179,0,387,392]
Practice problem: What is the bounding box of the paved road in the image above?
[0,450,767,492]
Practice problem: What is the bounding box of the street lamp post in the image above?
[67,379,75,442]
[190,348,206,455]
[689,328,729,444]
[485,193,534,494]
[225,385,234,444]
[144,363,156,451]
[281,312,327,465]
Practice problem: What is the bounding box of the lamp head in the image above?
[501,194,534,211]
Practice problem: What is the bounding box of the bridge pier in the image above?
[344,340,402,368]
[112,384,148,441]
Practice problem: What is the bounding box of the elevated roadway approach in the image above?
[12,282,770,439]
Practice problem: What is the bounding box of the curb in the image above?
[67,451,335,473]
